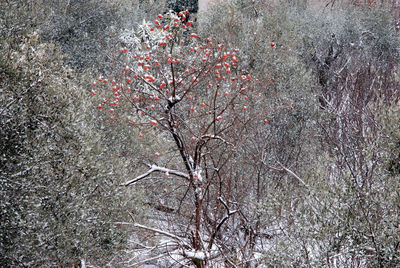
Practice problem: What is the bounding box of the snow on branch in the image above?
[218,197,237,216]
[122,164,189,186]
[182,250,207,261]
[262,160,309,188]
[131,252,173,267]
[277,162,309,188]
[133,223,190,247]
[201,134,234,146]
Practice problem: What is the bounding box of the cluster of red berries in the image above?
[91,10,270,137]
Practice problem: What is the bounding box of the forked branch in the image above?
[122,164,189,186]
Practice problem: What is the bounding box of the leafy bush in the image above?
[0,31,138,266]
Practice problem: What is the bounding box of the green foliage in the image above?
[0,31,137,266]
[168,0,198,13]
[198,0,400,266]
[1,0,400,266]
[0,0,167,70]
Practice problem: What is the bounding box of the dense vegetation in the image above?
[1,0,399,267]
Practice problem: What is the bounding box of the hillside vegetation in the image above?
[1,0,399,267]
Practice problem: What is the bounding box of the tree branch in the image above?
[209,197,237,250]
[201,134,234,146]
[122,164,189,186]
[134,223,189,247]
[277,162,309,188]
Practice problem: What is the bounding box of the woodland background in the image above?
[1,0,400,267]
